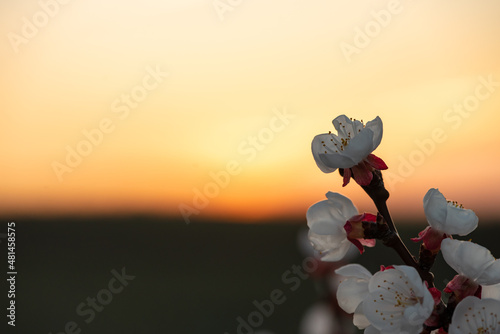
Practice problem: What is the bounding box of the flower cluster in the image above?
[306,115,500,333]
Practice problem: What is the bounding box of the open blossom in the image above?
[448,296,500,334]
[441,239,500,300]
[311,115,387,186]
[307,192,376,261]
[336,264,434,334]
[412,189,478,253]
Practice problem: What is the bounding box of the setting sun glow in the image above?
[2,0,500,222]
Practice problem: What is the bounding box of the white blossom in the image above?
[336,265,434,334]
[448,296,500,334]
[307,192,359,261]
[423,188,478,236]
[311,115,386,186]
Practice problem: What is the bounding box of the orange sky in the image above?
[1,0,500,223]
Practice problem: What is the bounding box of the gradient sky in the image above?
[1,0,500,222]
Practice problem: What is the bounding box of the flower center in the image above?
[447,200,465,209]
[321,119,366,154]
[393,288,420,308]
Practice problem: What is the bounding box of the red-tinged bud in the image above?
[411,226,447,254]
[344,213,377,254]
[444,274,481,302]
[380,265,395,271]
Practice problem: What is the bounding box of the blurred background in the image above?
[1,0,500,333]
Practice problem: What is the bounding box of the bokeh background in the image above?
[1,1,500,333]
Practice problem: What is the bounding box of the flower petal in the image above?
[365,116,383,151]
[342,167,352,187]
[351,161,373,186]
[342,128,375,164]
[332,115,353,136]
[365,154,388,170]
[319,152,357,169]
[448,296,500,334]
[325,192,359,219]
[306,192,358,234]
[482,283,500,300]
[307,202,345,234]
[444,204,478,236]
[363,326,381,334]
[441,239,498,284]
[478,260,500,285]
[311,134,340,173]
[353,303,372,329]
[335,263,373,280]
[359,239,376,247]
[423,188,448,231]
[337,275,370,313]
[308,231,351,261]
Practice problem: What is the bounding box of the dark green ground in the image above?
[0,217,498,334]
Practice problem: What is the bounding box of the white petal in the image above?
[338,281,368,314]
[423,188,448,231]
[335,263,373,280]
[319,152,357,169]
[306,192,358,234]
[325,192,359,219]
[308,231,350,262]
[448,296,500,334]
[482,283,500,300]
[365,116,383,151]
[311,134,338,173]
[443,204,478,236]
[354,303,372,329]
[332,115,353,137]
[319,241,352,262]
[307,202,345,234]
[308,230,345,248]
[363,326,381,334]
[441,239,498,284]
[340,128,375,164]
[478,259,500,285]
[335,264,371,313]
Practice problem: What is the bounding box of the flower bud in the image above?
[343,213,377,254]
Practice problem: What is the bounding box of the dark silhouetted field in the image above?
[1,217,498,333]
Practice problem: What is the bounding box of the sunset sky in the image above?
[1,0,500,223]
